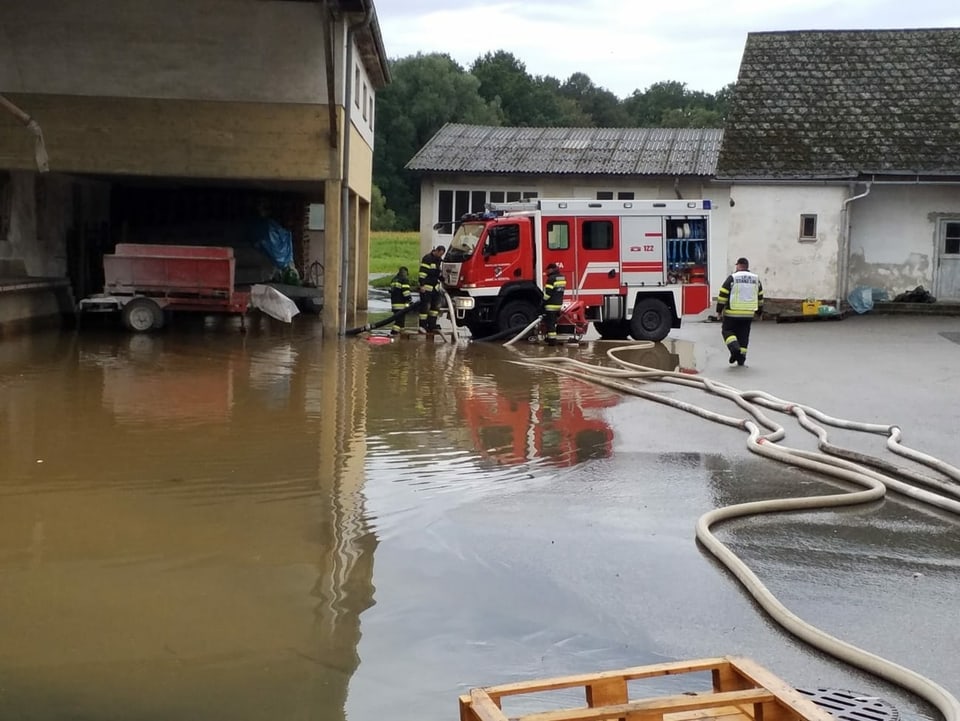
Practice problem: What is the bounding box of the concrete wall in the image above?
[1,171,110,278]
[847,184,960,300]
[726,184,846,300]
[0,0,336,103]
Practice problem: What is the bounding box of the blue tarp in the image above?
[252,218,293,270]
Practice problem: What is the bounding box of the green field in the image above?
[369,231,420,287]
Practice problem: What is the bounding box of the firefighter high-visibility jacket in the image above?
[418,252,442,290]
[390,273,412,308]
[543,270,567,311]
[717,271,763,317]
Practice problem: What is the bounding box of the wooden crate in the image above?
[459,656,836,721]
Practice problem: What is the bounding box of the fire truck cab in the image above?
[440,198,712,341]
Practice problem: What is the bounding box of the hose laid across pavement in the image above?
[511,342,960,721]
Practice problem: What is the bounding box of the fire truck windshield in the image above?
[446,222,485,260]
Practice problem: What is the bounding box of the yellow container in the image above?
[802,299,821,315]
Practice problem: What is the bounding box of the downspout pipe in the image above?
[0,94,50,172]
[836,182,872,308]
[339,4,374,335]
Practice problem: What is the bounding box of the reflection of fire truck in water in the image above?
[458,368,621,468]
[440,198,712,341]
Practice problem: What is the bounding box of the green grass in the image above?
[369,231,421,288]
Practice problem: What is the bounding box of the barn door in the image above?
[935,220,960,300]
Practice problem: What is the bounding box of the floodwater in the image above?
[1,315,959,721]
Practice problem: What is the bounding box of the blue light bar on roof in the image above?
[703,200,712,209]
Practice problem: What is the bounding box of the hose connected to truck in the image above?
[511,343,960,721]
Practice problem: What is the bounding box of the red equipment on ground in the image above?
[79,243,250,331]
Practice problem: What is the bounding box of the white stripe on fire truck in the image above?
[621,262,664,271]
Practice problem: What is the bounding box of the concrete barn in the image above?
[0,0,389,334]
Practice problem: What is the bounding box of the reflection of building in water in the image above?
[459,366,620,468]
[0,331,377,720]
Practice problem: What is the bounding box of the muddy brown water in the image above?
[1,317,957,721]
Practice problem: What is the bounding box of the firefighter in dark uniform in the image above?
[716,257,764,366]
[389,265,413,334]
[418,245,445,333]
[542,262,567,346]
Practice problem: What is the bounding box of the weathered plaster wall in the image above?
[0,0,335,103]
[727,184,845,300]
[847,184,960,299]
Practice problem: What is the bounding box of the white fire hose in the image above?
[511,342,960,721]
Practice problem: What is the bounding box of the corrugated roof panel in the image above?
[405,124,723,176]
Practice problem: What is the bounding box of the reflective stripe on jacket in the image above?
[390,275,412,307]
[418,253,441,289]
[543,272,567,310]
[718,271,762,316]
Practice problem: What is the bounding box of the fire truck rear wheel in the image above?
[498,299,539,334]
[630,298,672,342]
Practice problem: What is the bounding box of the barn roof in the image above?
[717,28,960,179]
[406,124,723,176]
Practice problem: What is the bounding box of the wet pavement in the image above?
[0,311,958,721]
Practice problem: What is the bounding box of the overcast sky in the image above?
[373,0,960,98]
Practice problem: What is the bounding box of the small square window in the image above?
[547,221,569,250]
[800,214,817,240]
[945,221,960,255]
[596,191,614,200]
[617,191,635,200]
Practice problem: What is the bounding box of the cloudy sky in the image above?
[372,0,960,97]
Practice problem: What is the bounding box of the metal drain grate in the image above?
[796,688,900,721]
[939,332,960,345]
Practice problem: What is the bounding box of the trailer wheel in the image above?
[594,320,631,340]
[497,300,539,335]
[630,298,672,341]
[121,298,163,332]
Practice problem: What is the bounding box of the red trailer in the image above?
[78,244,250,331]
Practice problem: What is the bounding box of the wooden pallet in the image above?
[460,656,836,721]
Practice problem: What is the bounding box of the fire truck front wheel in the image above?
[497,299,539,334]
[630,298,672,342]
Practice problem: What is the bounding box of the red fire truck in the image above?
[458,367,619,469]
[439,198,712,341]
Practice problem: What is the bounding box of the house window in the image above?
[436,189,539,235]
[354,67,360,107]
[547,221,569,250]
[582,220,613,250]
[596,191,613,200]
[368,96,374,129]
[799,214,817,240]
[362,84,368,120]
[945,222,960,255]
[617,191,635,200]
[595,191,634,200]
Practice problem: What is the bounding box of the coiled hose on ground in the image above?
[510,342,960,721]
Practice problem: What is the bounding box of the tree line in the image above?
[373,51,734,231]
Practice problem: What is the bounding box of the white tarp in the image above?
[250,284,300,323]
